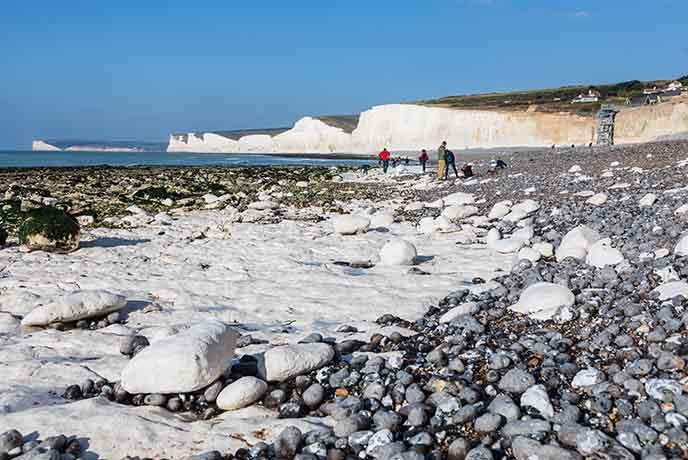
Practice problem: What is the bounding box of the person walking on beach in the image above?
[418,149,429,173]
[437,141,447,179]
[378,148,391,173]
[445,149,459,179]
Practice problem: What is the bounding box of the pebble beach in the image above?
[2,141,688,460]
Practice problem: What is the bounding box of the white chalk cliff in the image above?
[168,105,595,154]
[168,98,688,154]
[32,140,62,151]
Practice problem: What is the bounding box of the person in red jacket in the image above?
[378,148,391,173]
[418,149,429,173]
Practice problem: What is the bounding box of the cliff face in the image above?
[615,99,688,143]
[349,104,595,151]
[167,100,688,154]
[32,140,62,151]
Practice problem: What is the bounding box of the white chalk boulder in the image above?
[332,215,370,235]
[532,242,554,258]
[257,343,334,382]
[21,290,126,327]
[370,211,395,228]
[652,281,688,301]
[512,226,534,243]
[216,377,268,411]
[510,283,575,321]
[441,205,479,221]
[639,193,657,208]
[572,368,605,388]
[520,384,554,419]
[419,216,453,234]
[121,320,238,394]
[488,201,512,220]
[405,202,424,212]
[674,204,688,215]
[586,238,624,268]
[556,225,601,262]
[503,200,539,222]
[586,193,608,206]
[517,247,542,263]
[443,192,475,206]
[490,238,525,254]
[569,165,582,173]
[439,302,479,323]
[248,200,279,210]
[674,234,688,257]
[379,239,417,266]
[486,228,501,245]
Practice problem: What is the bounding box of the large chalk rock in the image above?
[443,192,475,206]
[512,226,534,243]
[638,193,657,208]
[379,239,417,266]
[674,234,688,256]
[586,238,624,268]
[517,247,541,263]
[488,201,512,220]
[652,281,688,301]
[441,205,479,221]
[532,242,554,258]
[21,290,126,327]
[586,193,608,206]
[439,302,479,323]
[370,211,395,228]
[216,377,268,411]
[486,228,501,245]
[503,200,539,222]
[490,238,525,254]
[556,225,601,262]
[510,283,575,321]
[257,343,334,382]
[331,215,370,235]
[419,216,453,234]
[121,320,238,394]
[18,207,80,253]
[248,200,279,210]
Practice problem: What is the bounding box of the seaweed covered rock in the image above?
[18,207,80,253]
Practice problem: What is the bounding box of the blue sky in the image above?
[0,0,686,149]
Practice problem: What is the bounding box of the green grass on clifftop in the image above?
[416,79,677,116]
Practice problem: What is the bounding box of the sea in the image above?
[0,150,375,168]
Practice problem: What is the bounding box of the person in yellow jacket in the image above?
[437,141,447,179]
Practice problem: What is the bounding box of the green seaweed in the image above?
[18,207,80,248]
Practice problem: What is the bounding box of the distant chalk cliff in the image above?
[167,99,688,154]
[32,140,62,151]
[32,140,167,152]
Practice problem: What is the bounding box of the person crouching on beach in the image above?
[437,141,447,179]
[445,149,459,179]
[419,149,429,173]
[378,148,391,173]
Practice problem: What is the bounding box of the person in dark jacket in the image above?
[418,149,429,173]
[444,149,459,179]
